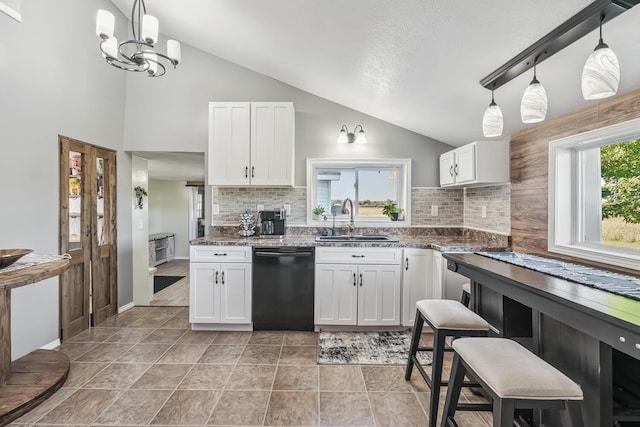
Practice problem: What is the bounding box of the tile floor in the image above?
[11,306,493,426]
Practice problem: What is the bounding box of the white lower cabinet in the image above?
[189,246,252,327]
[432,251,470,301]
[401,249,434,327]
[315,247,402,326]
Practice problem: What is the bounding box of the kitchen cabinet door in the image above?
[357,264,401,326]
[250,102,295,186]
[314,264,358,325]
[454,143,476,183]
[220,263,251,324]
[190,263,221,323]
[439,151,455,186]
[401,249,433,326]
[208,102,251,186]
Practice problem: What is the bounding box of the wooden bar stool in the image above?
[442,337,584,427]
[460,282,471,307]
[405,299,491,427]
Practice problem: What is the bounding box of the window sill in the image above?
[548,242,640,273]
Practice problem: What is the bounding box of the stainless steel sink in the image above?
[315,235,399,243]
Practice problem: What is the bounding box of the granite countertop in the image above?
[189,234,508,252]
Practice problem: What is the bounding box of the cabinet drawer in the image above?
[316,247,402,265]
[190,245,251,263]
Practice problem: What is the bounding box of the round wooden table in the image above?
[0,259,69,425]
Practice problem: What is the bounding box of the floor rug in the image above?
[153,275,184,293]
[318,330,432,365]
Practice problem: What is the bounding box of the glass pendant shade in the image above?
[482,100,503,137]
[355,129,367,144]
[96,10,115,39]
[581,43,620,100]
[521,77,548,123]
[337,129,348,143]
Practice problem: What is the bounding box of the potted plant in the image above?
[382,202,404,221]
[312,205,325,220]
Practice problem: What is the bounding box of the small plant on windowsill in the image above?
[382,202,404,221]
[312,205,326,221]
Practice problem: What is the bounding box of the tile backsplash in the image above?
[211,184,510,234]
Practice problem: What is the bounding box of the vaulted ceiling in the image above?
[112,0,640,147]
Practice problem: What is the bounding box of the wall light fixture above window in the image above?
[337,125,367,144]
[96,0,181,77]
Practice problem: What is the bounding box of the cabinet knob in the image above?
[351,254,365,258]
[214,253,227,256]
[619,336,626,343]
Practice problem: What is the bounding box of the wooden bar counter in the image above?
[0,259,69,425]
[443,253,640,427]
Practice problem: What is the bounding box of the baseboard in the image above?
[118,302,135,313]
[40,339,61,350]
[174,256,189,260]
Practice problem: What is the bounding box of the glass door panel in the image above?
[69,150,83,250]
[96,157,105,246]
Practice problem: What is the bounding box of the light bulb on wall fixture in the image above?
[582,15,619,100]
[337,124,367,144]
[482,89,503,138]
[520,61,548,123]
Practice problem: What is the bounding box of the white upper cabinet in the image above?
[439,140,509,187]
[208,102,295,187]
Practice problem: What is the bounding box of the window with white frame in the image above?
[549,117,640,271]
[307,159,411,226]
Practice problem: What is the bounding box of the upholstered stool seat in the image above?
[405,300,491,427]
[442,337,584,427]
[461,281,471,307]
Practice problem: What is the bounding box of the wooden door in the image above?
[91,147,117,326]
[59,136,117,340]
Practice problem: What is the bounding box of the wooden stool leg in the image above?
[405,310,424,380]
[428,330,446,427]
[492,398,515,427]
[441,352,465,427]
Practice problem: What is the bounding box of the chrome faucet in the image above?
[342,198,356,235]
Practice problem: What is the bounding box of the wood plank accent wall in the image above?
[510,86,640,275]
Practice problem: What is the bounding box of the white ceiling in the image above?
[113,0,640,149]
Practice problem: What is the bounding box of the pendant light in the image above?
[581,15,619,100]
[520,61,548,123]
[482,88,503,138]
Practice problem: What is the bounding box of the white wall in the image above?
[148,180,191,258]
[0,0,130,359]
[121,38,453,187]
[132,156,150,305]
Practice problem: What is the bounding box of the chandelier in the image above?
[96,0,181,77]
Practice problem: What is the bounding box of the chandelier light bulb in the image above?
[142,15,159,44]
[102,37,118,59]
[355,128,367,144]
[337,127,348,143]
[521,75,548,123]
[167,40,181,64]
[96,9,114,39]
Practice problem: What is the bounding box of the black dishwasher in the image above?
[252,247,315,331]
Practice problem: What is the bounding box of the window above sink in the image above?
[306,158,411,227]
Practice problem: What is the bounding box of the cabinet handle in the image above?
[215,271,219,284]
[449,165,453,177]
[251,166,255,178]
[245,166,248,178]
[454,163,459,176]
[214,253,227,256]
[353,273,356,287]
[351,254,365,258]
[405,257,409,271]
[359,273,363,287]
[221,271,225,284]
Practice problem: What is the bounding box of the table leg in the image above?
[0,287,11,386]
